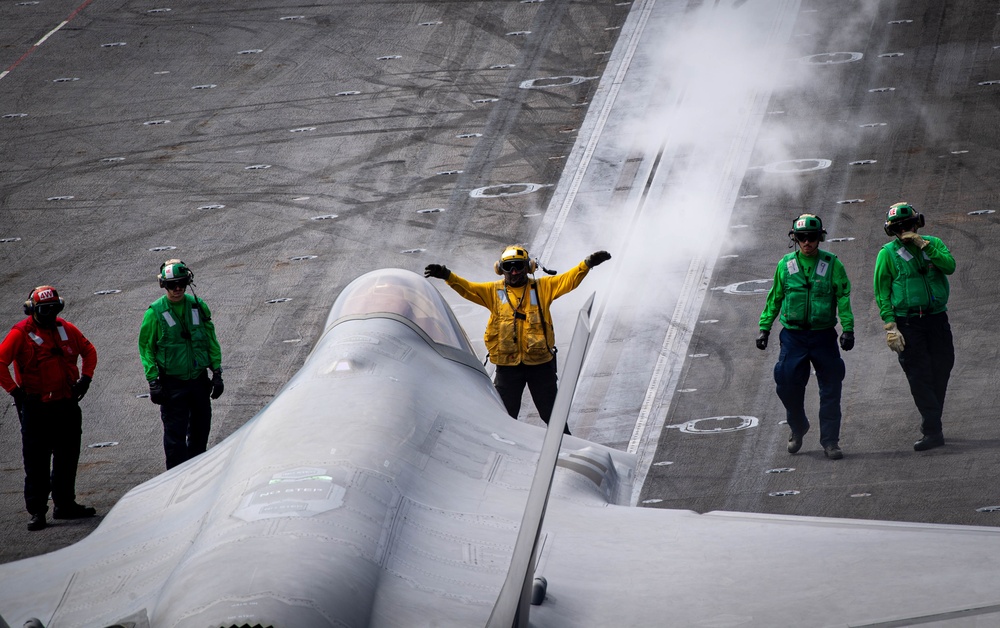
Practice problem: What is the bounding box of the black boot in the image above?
[27,513,47,531]
[913,434,945,451]
[53,503,97,519]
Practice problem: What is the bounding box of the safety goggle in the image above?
[794,232,819,243]
[887,220,915,234]
[33,303,62,316]
[500,260,527,272]
[163,281,188,291]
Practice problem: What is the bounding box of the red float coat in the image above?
[0,317,98,402]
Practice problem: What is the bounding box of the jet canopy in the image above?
[325,268,475,355]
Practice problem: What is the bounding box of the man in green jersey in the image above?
[138,260,224,469]
[757,214,854,460]
[874,203,955,451]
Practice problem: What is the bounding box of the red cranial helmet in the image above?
[24,285,65,317]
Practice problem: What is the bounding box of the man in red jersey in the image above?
[0,286,98,531]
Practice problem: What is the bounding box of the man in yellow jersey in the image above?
[425,245,610,435]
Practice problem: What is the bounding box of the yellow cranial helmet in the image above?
[494,245,536,275]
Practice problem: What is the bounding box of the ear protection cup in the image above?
[494,261,503,275]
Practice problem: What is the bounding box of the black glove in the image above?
[211,369,224,400]
[755,329,769,350]
[148,378,166,405]
[72,375,92,401]
[839,331,855,351]
[424,264,451,280]
[10,387,26,408]
[585,251,611,268]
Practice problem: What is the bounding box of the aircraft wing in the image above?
[3,269,1000,628]
[532,501,1000,626]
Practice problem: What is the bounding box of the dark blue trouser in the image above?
[895,312,954,436]
[159,374,213,469]
[17,397,83,515]
[774,327,845,447]
[494,360,570,435]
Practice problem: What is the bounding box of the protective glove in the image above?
[72,375,92,401]
[10,387,26,407]
[148,378,166,405]
[899,232,928,249]
[755,329,769,350]
[884,322,905,353]
[839,331,855,351]
[424,264,451,280]
[211,369,225,400]
[585,250,612,268]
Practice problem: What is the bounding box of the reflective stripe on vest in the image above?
[496,286,538,307]
[32,325,70,343]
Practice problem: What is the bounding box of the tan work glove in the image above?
[885,322,905,353]
[899,232,928,249]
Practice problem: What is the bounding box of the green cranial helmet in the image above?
[884,202,925,236]
[158,259,194,288]
[787,213,826,244]
[791,213,823,234]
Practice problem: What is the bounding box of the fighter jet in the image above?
[3,269,1000,627]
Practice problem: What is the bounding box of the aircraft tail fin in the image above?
[486,293,596,628]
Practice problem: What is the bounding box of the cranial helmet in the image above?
[788,213,826,240]
[23,285,65,317]
[884,202,925,236]
[494,245,537,275]
[158,259,194,288]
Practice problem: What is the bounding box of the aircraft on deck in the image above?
[2,269,1000,627]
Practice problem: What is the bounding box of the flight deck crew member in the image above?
[874,202,956,451]
[0,286,98,531]
[138,260,224,469]
[756,214,854,460]
[425,245,611,435]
